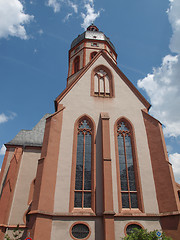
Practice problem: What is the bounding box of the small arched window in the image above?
[73,56,80,74]
[92,66,113,97]
[70,116,95,211]
[90,51,97,60]
[125,223,143,236]
[115,119,142,211]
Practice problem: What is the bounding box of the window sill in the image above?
[71,208,95,215]
[115,209,144,216]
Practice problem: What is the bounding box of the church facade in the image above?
[0,25,180,240]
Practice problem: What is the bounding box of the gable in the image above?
[55,51,150,112]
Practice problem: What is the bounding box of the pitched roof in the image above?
[6,113,51,147]
[55,50,151,111]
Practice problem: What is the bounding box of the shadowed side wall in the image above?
[0,147,23,240]
[142,110,180,213]
[142,110,180,240]
[29,107,64,240]
[8,148,41,225]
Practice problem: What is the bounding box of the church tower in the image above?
[0,25,180,240]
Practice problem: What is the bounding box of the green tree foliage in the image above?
[123,228,172,240]
[5,225,22,240]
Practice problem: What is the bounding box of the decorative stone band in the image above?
[26,209,180,218]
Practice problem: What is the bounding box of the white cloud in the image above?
[63,13,73,22]
[38,29,44,35]
[81,0,100,30]
[46,0,78,13]
[0,145,6,156]
[67,0,78,13]
[46,0,101,29]
[137,0,180,138]
[0,112,17,124]
[168,0,180,53]
[47,0,61,12]
[169,153,180,183]
[0,0,34,39]
[34,48,38,54]
[0,113,8,124]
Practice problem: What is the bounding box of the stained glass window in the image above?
[74,119,92,208]
[71,223,90,239]
[117,121,138,209]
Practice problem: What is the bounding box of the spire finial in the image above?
[87,24,99,32]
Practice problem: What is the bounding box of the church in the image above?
[0,24,180,240]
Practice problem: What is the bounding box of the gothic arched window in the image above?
[70,116,95,212]
[73,56,80,74]
[115,119,143,211]
[90,51,97,60]
[92,65,114,97]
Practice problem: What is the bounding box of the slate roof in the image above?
[6,113,51,147]
[71,31,115,51]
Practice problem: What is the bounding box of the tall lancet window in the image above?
[74,119,92,208]
[116,120,140,210]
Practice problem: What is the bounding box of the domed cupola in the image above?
[67,24,117,85]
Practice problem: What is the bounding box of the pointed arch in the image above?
[91,65,114,97]
[90,51,97,60]
[114,117,144,212]
[69,114,96,213]
[73,55,80,74]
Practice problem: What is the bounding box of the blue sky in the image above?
[0,0,180,182]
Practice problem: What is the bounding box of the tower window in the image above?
[73,56,80,74]
[92,66,114,97]
[90,51,97,60]
[91,42,99,47]
[115,119,143,211]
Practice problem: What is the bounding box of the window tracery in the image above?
[116,120,139,209]
[74,119,92,208]
[94,69,110,96]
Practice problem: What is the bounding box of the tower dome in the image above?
[71,24,116,51]
[68,24,117,85]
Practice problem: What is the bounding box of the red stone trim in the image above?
[26,209,180,217]
[0,224,26,228]
[114,117,144,213]
[101,113,115,240]
[83,42,86,67]
[69,222,91,240]
[69,114,96,213]
[160,215,180,240]
[124,221,144,236]
[142,110,180,213]
[70,38,117,59]
[4,145,41,150]
[29,106,64,240]
[28,178,36,205]
[0,147,23,225]
[0,148,9,188]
